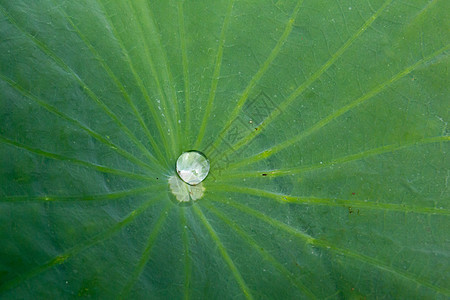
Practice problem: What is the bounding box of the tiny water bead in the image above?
[176,151,210,185]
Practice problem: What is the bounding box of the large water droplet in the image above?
[176,151,210,185]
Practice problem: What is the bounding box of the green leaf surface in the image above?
[1,0,449,298]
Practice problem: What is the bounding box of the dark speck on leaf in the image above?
[262,173,267,176]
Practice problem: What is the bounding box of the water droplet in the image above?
[176,151,210,185]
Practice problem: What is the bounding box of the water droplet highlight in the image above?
[176,151,210,185]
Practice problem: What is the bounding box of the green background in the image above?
[1,0,449,298]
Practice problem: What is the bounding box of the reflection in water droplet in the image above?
[176,151,210,185]
[168,175,205,203]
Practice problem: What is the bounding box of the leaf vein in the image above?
[193,205,253,300]
[0,74,159,173]
[0,196,161,293]
[194,0,236,148]
[54,1,169,166]
[0,135,154,182]
[208,184,450,215]
[0,4,161,168]
[202,201,317,299]
[210,196,450,296]
[225,44,450,170]
[120,203,172,298]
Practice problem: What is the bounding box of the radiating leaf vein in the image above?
[94,0,175,159]
[52,0,169,167]
[2,186,163,203]
[0,135,154,182]
[0,4,162,169]
[178,0,191,144]
[201,201,316,299]
[0,196,161,293]
[212,0,394,160]
[181,209,191,300]
[209,0,305,151]
[225,44,449,170]
[220,136,449,179]
[120,202,172,298]
[210,196,450,296]
[193,205,253,300]
[194,0,236,148]
[131,0,182,153]
[0,74,159,173]
[208,184,450,215]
